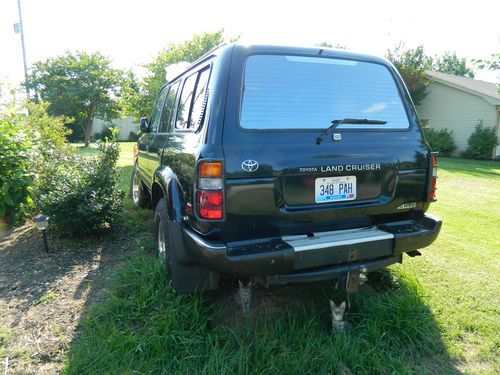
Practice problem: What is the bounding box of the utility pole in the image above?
[15,0,30,99]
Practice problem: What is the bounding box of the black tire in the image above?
[130,163,150,208]
[154,198,219,293]
[154,198,172,274]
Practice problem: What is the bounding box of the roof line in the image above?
[426,71,500,105]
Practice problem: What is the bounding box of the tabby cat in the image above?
[235,279,252,315]
[330,300,347,332]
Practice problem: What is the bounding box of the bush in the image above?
[0,99,124,235]
[128,130,140,142]
[423,127,456,156]
[0,101,75,225]
[0,117,32,224]
[67,122,84,142]
[34,135,124,237]
[95,126,118,142]
[464,120,499,160]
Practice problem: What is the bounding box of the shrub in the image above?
[0,117,32,224]
[464,120,499,160]
[96,126,118,142]
[34,135,124,237]
[67,122,85,143]
[423,127,456,156]
[128,130,140,142]
[0,101,75,225]
[0,99,124,235]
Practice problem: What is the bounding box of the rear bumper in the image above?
[182,213,441,280]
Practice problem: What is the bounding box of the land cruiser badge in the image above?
[241,160,259,172]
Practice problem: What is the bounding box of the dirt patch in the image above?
[0,224,137,374]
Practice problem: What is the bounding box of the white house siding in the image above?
[92,117,139,141]
[416,82,499,156]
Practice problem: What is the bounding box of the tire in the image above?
[130,163,150,208]
[154,198,219,293]
[154,198,172,274]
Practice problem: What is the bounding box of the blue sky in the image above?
[0,0,499,86]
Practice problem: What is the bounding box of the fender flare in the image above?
[153,166,179,221]
[153,166,197,264]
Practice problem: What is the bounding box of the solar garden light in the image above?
[33,214,49,253]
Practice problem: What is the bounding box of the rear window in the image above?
[240,55,410,130]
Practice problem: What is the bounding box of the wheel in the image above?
[153,197,219,293]
[130,163,150,208]
[154,198,172,274]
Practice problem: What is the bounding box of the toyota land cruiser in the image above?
[131,43,442,293]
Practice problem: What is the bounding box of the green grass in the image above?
[34,291,59,305]
[64,155,499,374]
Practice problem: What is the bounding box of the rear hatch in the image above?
[221,49,429,241]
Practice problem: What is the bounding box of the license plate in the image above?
[315,176,356,203]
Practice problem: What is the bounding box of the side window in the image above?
[150,87,169,132]
[159,81,180,133]
[190,67,211,131]
[175,73,198,130]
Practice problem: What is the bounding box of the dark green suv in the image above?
[131,43,441,293]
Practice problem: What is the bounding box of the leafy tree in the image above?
[473,53,500,93]
[27,51,125,146]
[386,44,433,105]
[434,52,475,78]
[473,53,500,71]
[122,30,225,121]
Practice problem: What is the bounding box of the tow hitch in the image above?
[336,266,368,293]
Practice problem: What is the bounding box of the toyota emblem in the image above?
[241,160,259,172]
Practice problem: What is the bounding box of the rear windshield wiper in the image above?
[316,118,388,145]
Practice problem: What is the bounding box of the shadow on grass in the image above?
[0,225,102,316]
[440,157,499,179]
[64,254,460,374]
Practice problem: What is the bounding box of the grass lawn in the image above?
[63,149,499,374]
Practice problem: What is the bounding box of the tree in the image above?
[122,30,225,121]
[434,52,475,78]
[27,51,125,146]
[386,44,433,105]
[473,53,500,93]
[474,53,500,71]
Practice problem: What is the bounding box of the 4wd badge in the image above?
[241,160,259,172]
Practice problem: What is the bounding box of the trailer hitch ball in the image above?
[359,267,368,286]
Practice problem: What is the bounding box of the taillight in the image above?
[198,191,223,205]
[429,153,438,201]
[196,161,223,220]
[199,162,222,177]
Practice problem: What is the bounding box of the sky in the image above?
[0,0,499,86]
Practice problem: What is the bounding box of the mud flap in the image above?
[167,220,219,293]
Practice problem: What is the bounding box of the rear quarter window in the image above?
[240,55,410,130]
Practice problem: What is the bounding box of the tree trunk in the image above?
[81,107,95,147]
